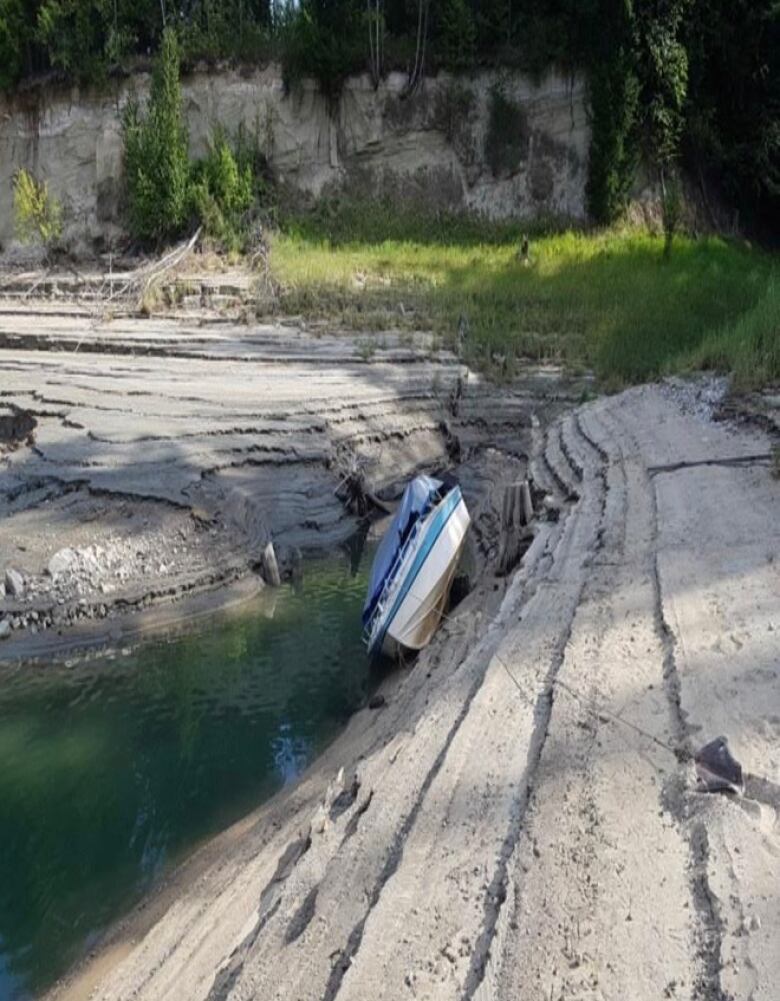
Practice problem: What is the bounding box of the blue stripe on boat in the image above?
[370,487,463,656]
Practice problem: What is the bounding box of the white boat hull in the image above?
[367,490,470,658]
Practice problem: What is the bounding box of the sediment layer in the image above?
[0,308,578,659]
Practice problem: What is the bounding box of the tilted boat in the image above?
[362,474,470,658]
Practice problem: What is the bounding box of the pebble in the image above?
[0,619,10,640]
[47,547,78,578]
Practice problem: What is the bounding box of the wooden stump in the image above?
[262,541,281,587]
[497,479,534,576]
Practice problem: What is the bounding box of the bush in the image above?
[13,168,63,250]
[122,28,190,244]
[190,132,254,252]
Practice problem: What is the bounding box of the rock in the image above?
[368,694,386,710]
[47,547,78,578]
[4,568,24,598]
[0,619,10,639]
[0,69,588,252]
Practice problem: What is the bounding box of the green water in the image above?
[0,538,375,1001]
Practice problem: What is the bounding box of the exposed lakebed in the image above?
[0,538,376,1000]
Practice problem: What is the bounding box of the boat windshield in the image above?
[362,474,444,625]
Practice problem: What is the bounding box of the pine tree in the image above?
[123,28,190,242]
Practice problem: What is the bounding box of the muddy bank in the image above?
[38,378,779,1001]
[0,303,585,660]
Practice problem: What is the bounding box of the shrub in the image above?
[13,168,63,249]
[122,28,190,244]
[190,132,254,252]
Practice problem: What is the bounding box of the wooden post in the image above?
[262,541,281,587]
[497,479,534,576]
[521,480,534,526]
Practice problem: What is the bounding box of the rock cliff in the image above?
[0,67,588,252]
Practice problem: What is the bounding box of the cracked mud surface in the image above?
[42,379,779,1001]
[0,308,581,660]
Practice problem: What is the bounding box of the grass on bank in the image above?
[267,205,779,387]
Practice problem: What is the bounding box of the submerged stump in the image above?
[497,479,534,576]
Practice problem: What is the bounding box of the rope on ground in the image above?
[405,584,688,764]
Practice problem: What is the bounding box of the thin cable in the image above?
[402,582,688,764]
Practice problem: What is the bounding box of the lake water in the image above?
[0,537,376,1000]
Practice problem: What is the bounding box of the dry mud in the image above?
[29,354,778,1001]
[0,304,579,660]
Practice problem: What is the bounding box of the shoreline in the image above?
[34,379,779,1001]
[0,299,584,667]
[43,562,513,1001]
[4,298,779,1001]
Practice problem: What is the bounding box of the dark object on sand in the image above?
[368,694,386,710]
[0,408,36,448]
[695,736,744,795]
[518,236,530,266]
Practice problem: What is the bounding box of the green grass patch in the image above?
[267,204,779,387]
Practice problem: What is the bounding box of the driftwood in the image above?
[114,226,202,311]
[365,491,395,515]
[86,227,203,316]
[332,445,375,515]
[71,228,203,353]
[497,479,534,576]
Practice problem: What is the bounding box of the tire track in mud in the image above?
[461,412,608,1000]
[292,417,599,1001]
[604,398,728,1001]
[320,623,511,1001]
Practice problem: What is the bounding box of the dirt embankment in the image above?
[0,301,584,660]
[36,374,779,1001]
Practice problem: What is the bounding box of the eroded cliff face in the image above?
[0,67,588,252]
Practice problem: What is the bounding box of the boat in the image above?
[362,474,470,658]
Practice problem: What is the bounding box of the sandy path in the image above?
[46,381,778,1001]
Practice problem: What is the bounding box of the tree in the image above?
[122,27,190,242]
[0,0,34,89]
[635,0,692,255]
[586,0,640,224]
[685,0,779,237]
[438,0,475,70]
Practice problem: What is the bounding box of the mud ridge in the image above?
[321,645,499,1001]
[460,582,587,999]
